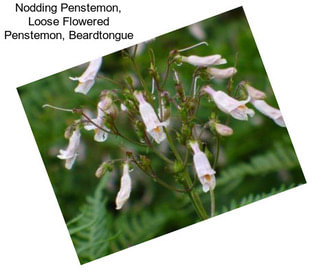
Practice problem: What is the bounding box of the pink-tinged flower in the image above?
[206,67,237,80]
[251,99,285,127]
[57,128,81,169]
[203,85,255,121]
[84,93,112,142]
[212,122,233,136]
[181,54,227,67]
[116,163,132,210]
[135,92,167,144]
[69,57,102,95]
[190,141,216,192]
[245,84,266,100]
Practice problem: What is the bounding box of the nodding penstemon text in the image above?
[4,3,134,41]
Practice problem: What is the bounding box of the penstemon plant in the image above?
[43,41,285,220]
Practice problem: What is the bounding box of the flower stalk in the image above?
[164,128,209,220]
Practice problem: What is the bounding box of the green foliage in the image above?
[217,142,300,192]
[109,208,171,253]
[67,172,175,264]
[175,142,304,218]
[220,184,296,214]
[67,173,111,264]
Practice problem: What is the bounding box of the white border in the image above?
[0,1,322,270]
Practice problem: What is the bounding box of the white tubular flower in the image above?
[203,85,255,121]
[214,122,233,136]
[84,93,111,142]
[181,54,227,67]
[116,163,132,210]
[88,117,108,142]
[135,91,167,144]
[251,99,286,127]
[57,128,81,170]
[245,84,266,100]
[190,141,216,192]
[206,67,237,80]
[69,57,102,95]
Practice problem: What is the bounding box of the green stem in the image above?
[110,121,146,147]
[161,57,174,88]
[132,158,186,193]
[97,75,124,89]
[213,135,221,168]
[151,145,173,164]
[164,128,209,220]
[144,133,173,164]
[183,171,209,220]
[130,56,148,91]
[210,189,215,217]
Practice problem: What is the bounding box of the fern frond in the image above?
[217,143,299,187]
[67,173,111,264]
[218,183,296,214]
[180,143,302,218]
[109,209,170,253]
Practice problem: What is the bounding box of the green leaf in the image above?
[109,209,170,253]
[217,143,300,190]
[67,173,111,264]
[219,183,296,214]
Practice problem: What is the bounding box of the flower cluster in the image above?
[47,41,286,218]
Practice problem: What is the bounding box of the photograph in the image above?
[17,7,306,264]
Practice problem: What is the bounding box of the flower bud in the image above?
[95,161,109,178]
[181,54,227,67]
[116,163,132,210]
[209,121,233,136]
[206,67,237,80]
[173,160,184,173]
[96,161,114,178]
[245,84,266,100]
[134,120,146,143]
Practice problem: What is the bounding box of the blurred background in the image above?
[18,7,305,264]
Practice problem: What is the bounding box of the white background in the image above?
[0,0,322,270]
